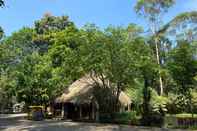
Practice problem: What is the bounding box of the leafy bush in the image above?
[151,89,169,114]
[112,111,138,125]
[99,113,112,123]
[99,111,139,125]
[191,91,197,113]
[125,80,143,114]
[140,112,165,127]
[167,93,189,114]
[128,87,169,114]
[165,114,197,129]
[167,91,197,114]
[140,89,167,127]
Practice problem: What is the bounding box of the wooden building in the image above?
[55,75,132,122]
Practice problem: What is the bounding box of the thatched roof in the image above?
[55,75,132,106]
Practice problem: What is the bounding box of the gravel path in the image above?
[0,113,27,119]
[0,114,190,131]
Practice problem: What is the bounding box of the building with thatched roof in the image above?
[55,75,132,121]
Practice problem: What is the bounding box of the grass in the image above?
[165,113,197,130]
[175,113,197,118]
[166,113,197,118]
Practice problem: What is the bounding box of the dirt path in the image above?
[0,113,27,119]
[0,115,189,131]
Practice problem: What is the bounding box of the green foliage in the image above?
[80,24,147,112]
[0,26,4,40]
[191,91,197,113]
[0,73,16,111]
[175,113,197,118]
[165,114,197,129]
[112,111,138,124]
[126,79,144,113]
[165,40,197,115]
[151,89,169,113]
[0,0,4,7]
[35,14,74,34]
[159,11,197,38]
[167,93,187,114]
[135,0,175,15]
[0,15,80,107]
[167,91,197,114]
[135,0,175,26]
[48,26,84,80]
[0,4,197,126]
[0,28,36,71]
[168,40,197,93]
[99,111,139,125]
[128,86,169,116]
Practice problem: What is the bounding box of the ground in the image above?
[0,114,189,131]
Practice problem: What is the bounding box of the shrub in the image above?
[112,111,138,125]
[167,93,189,114]
[99,111,139,125]
[165,114,197,129]
[140,112,165,127]
[191,91,197,113]
[152,97,168,113]
[99,113,112,123]
[151,90,169,114]
[167,91,197,114]
[140,89,166,127]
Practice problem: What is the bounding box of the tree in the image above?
[168,41,197,93]
[133,38,158,126]
[135,0,175,95]
[0,15,78,108]
[168,40,197,114]
[33,14,75,53]
[13,52,62,106]
[48,25,84,80]
[34,13,74,34]
[103,26,136,111]
[0,72,16,112]
[80,24,145,112]
[0,27,37,76]
[0,0,4,7]
[0,26,4,40]
[158,11,197,41]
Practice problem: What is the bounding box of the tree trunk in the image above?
[141,76,151,126]
[115,82,121,112]
[155,37,164,96]
[151,20,164,96]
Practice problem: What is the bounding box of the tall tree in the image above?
[80,24,145,112]
[135,0,175,95]
[0,28,36,73]
[33,14,75,53]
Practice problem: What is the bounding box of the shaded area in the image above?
[0,116,188,131]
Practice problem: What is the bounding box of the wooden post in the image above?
[92,103,95,120]
[128,104,131,111]
[79,105,82,119]
[95,101,99,122]
[61,103,64,119]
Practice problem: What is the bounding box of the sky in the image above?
[0,0,197,36]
